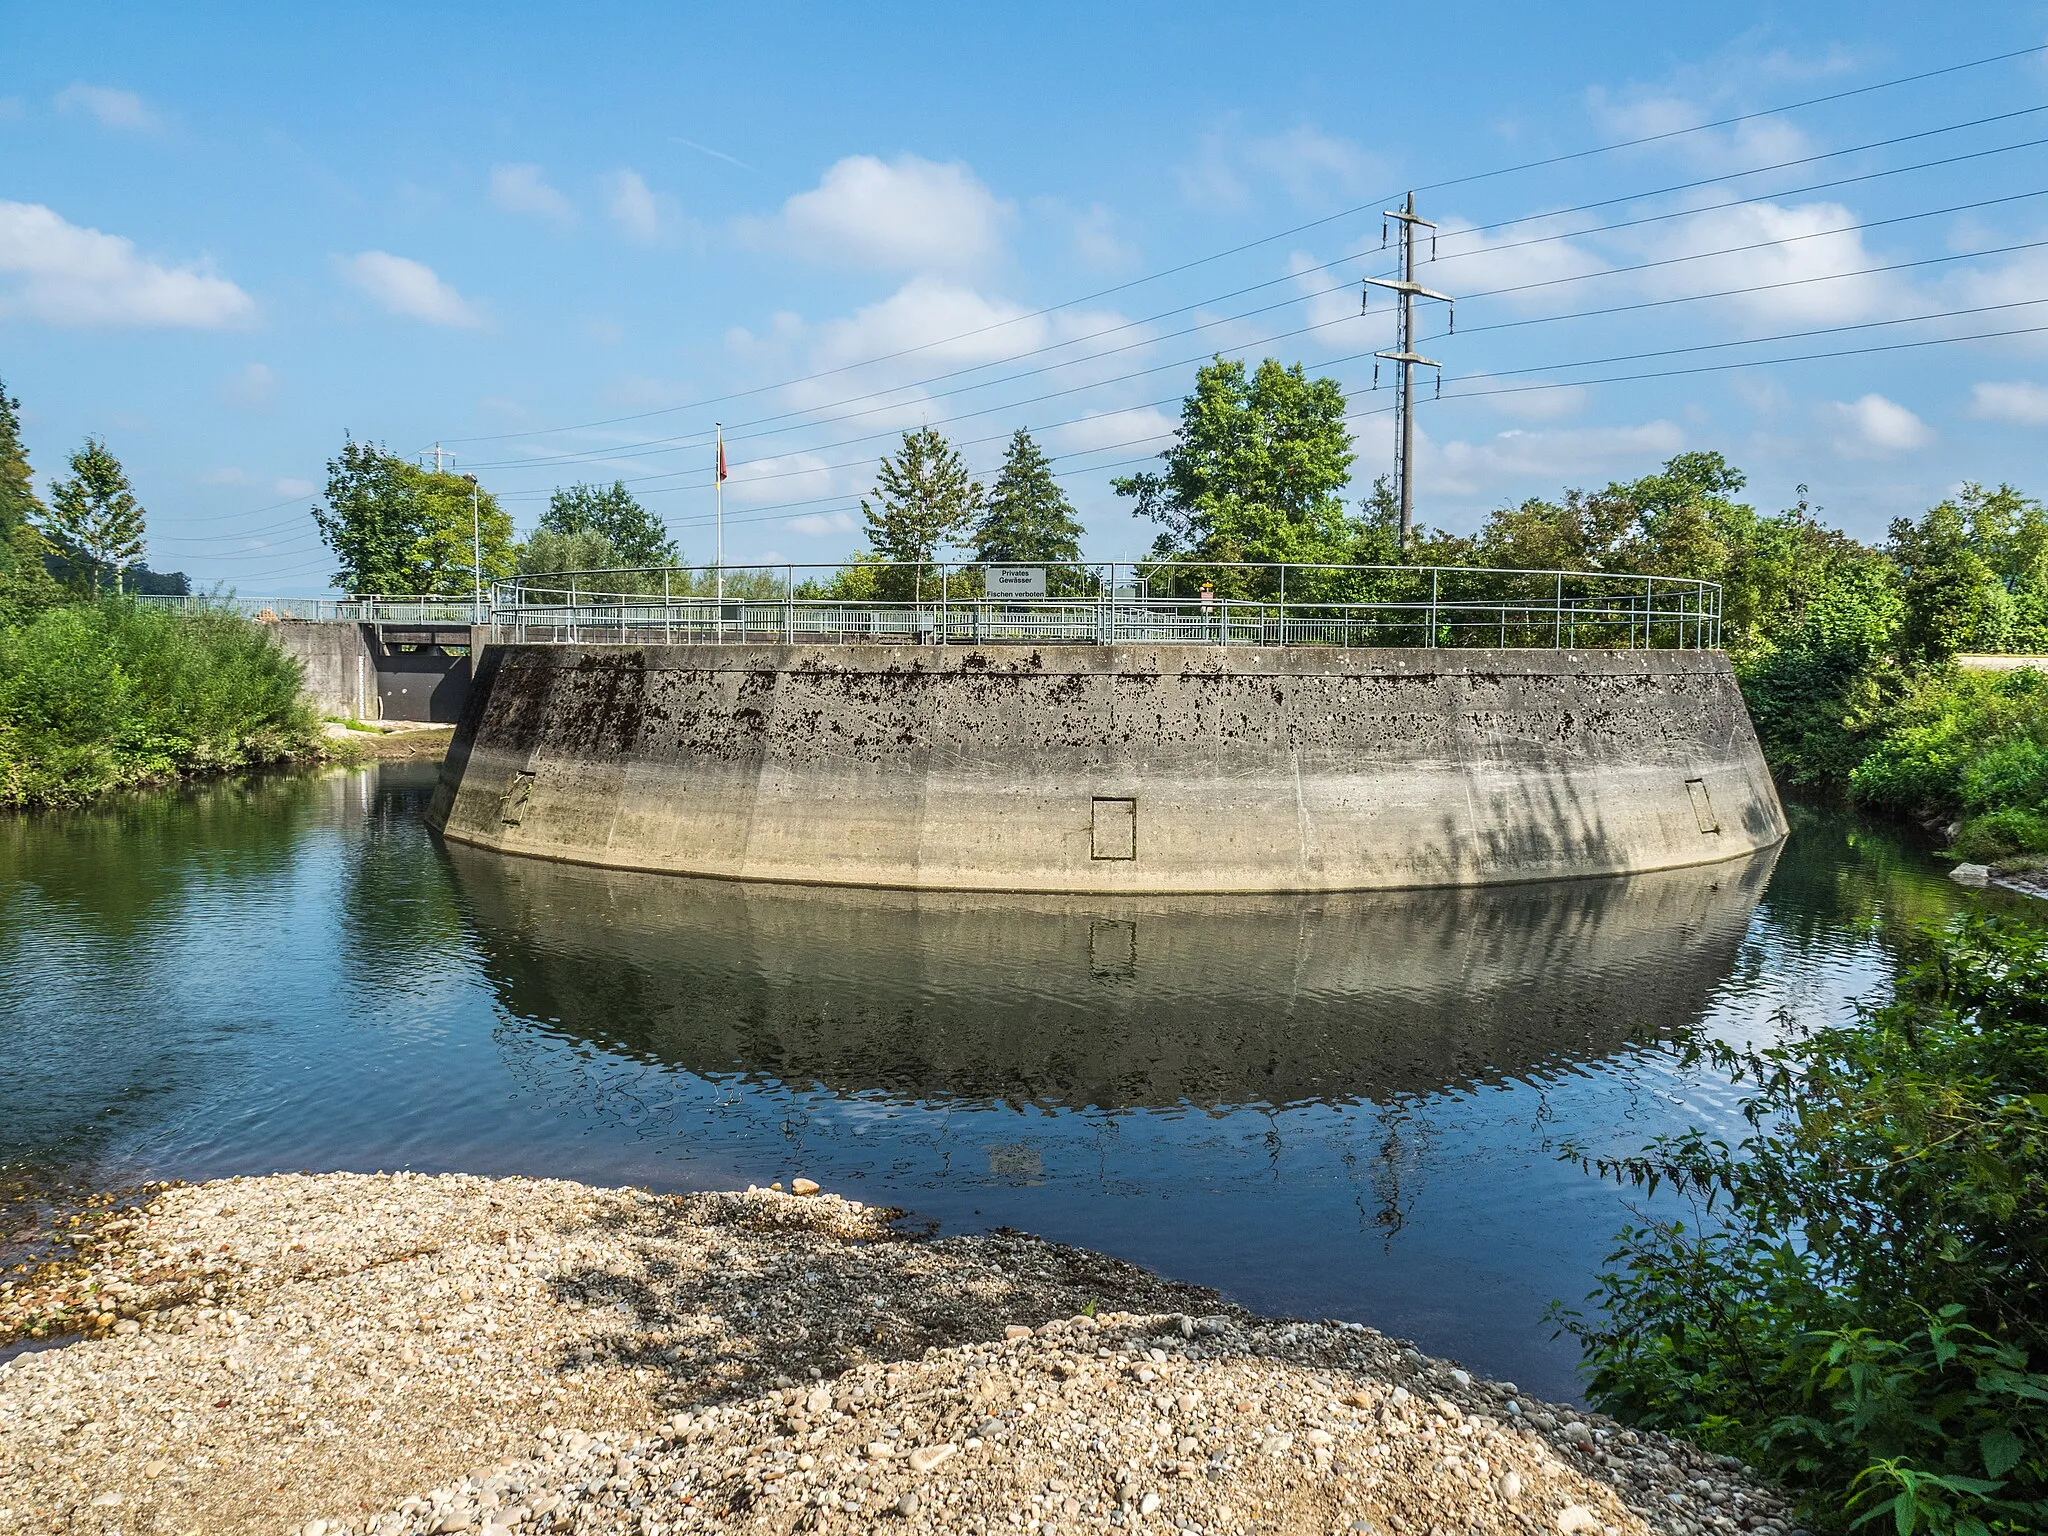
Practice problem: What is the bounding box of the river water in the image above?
[0,763,2030,1400]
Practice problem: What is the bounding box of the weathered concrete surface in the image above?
[427,643,1788,892]
[268,620,375,719]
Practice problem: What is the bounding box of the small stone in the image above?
[90,1492,124,1508]
[1004,1324,1033,1340]
[301,1522,329,1536]
[770,1182,784,1192]
[113,1318,141,1335]
[1446,1368,1471,1389]
[896,1492,920,1517]
[791,1178,820,1196]
[805,1387,832,1415]
[1259,1433,1292,1456]
[1498,1469,1522,1500]
[1305,1428,1333,1447]
[1139,1492,1161,1515]
[1951,862,1993,886]
[1556,1506,1602,1535]
[908,1443,956,1473]
[144,1461,168,1479]
[1560,1420,1595,1447]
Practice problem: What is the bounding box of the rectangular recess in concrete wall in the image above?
[1092,797,1137,860]
[1686,778,1721,835]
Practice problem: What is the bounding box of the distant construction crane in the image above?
[1365,193,1454,551]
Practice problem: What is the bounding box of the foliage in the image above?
[537,481,678,568]
[44,438,147,596]
[861,427,983,600]
[0,379,65,623]
[1114,356,1358,588]
[517,528,619,579]
[311,438,514,595]
[974,430,1085,563]
[1556,917,2048,1534]
[0,598,318,808]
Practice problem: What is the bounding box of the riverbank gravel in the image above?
[0,1173,1792,1536]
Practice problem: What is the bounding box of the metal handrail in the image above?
[133,595,480,623]
[483,561,1724,652]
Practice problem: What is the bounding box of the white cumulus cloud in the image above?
[336,251,480,327]
[1972,380,2048,425]
[54,83,160,132]
[490,163,575,223]
[1420,421,1687,502]
[1827,393,1932,457]
[750,155,1013,273]
[604,169,673,242]
[0,201,252,327]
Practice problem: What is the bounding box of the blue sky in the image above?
[7,2,2048,593]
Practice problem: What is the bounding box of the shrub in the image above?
[0,598,317,807]
[1556,917,2048,1534]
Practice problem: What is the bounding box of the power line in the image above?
[455,146,2048,482]
[431,42,2048,450]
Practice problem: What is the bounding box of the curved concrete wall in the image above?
[427,643,1787,892]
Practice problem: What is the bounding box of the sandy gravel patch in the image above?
[0,1173,1791,1536]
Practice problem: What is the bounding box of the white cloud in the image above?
[1972,380,2048,425]
[786,510,858,537]
[1464,376,1590,421]
[490,163,575,223]
[1179,121,1386,212]
[274,477,315,497]
[335,251,480,327]
[749,154,1013,272]
[1042,406,1179,459]
[1421,421,1687,500]
[1245,126,1383,206]
[1067,202,1137,272]
[0,201,253,327]
[222,362,276,407]
[54,83,160,132]
[1430,213,1611,309]
[1827,393,1933,457]
[1621,198,1902,324]
[604,169,673,242]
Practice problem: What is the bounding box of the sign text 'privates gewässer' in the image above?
[987,565,1048,597]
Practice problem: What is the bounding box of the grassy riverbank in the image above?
[1562,917,2048,1534]
[0,598,322,809]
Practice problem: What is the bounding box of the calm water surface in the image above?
[1,764,2032,1400]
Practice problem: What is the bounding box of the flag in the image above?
[717,436,728,482]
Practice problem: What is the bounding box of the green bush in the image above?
[1556,917,2048,1534]
[1844,668,2048,858]
[0,598,317,807]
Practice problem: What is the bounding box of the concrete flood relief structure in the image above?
[268,619,481,723]
[426,641,1788,893]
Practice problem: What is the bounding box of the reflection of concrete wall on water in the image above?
[429,644,1786,893]
[446,843,1777,1111]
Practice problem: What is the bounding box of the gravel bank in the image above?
[0,1173,1790,1536]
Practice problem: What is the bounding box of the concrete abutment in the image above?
[426,642,1787,893]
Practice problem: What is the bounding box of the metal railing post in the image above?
[1428,568,1439,647]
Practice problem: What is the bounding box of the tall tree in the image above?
[861,427,983,598]
[1113,357,1356,578]
[539,481,678,567]
[0,377,42,562]
[311,437,513,595]
[973,430,1085,565]
[46,438,146,596]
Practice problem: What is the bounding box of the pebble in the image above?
[790,1177,821,1197]
[0,1172,1788,1536]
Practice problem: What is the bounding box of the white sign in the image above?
[988,565,1047,597]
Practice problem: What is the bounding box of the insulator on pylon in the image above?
[1381,220,1387,247]
[1435,372,1442,400]
[1449,305,1455,334]
[1372,362,1379,390]
[1360,283,1368,313]
[1431,232,1437,260]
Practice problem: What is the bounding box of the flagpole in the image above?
[715,422,725,607]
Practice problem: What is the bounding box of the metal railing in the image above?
[134,595,481,624]
[486,562,1723,651]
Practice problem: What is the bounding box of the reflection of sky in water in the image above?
[0,765,2024,1402]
